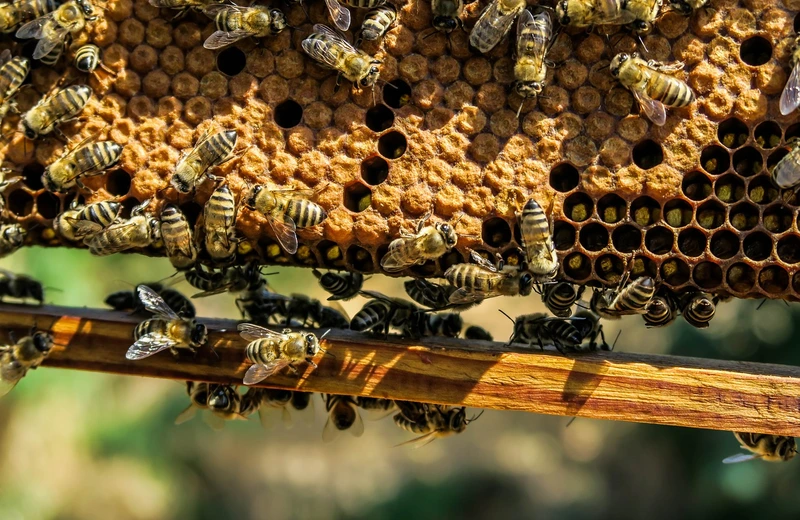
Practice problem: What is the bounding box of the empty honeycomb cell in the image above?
[347,245,374,272]
[361,156,390,186]
[759,266,789,294]
[714,174,745,203]
[563,192,593,223]
[661,258,690,286]
[597,193,626,224]
[482,217,512,248]
[343,182,372,213]
[729,201,759,231]
[777,235,800,264]
[35,192,60,220]
[678,227,705,257]
[692,261,723,290]
[384,79,412,109]
[216,47,246,77]
[22,163,44,191]
[747,175,778,204]
[7,190,33,217]
[717,117,749,149]
[763,204,792,233]
[611,225,641,253]
[663,199,692,228]
[631,139,663,170]
[106,169,132,197]
[681,171,713,201]
[563,252,592,280]
[179,202,202,228]
[595,254,625,284]
[743,231,772,261]
[579,223,609,252]
[644,226,674,255]
[696,200,725,229]
[700,145,730,175]
[274,99,303,129]
[739,35,772,66]
[553,221,577,250]
[732,146,763,178]
[630,196,660,227]
[119,197,140,219]
[378,131,408,160]
[365,104,395,133]
[549,163,580,193]
[710,230,739,259]
[754,121,782,149]
[439,250,464,271]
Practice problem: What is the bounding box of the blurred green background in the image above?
[0,246,798,520]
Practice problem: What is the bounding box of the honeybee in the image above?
[469,0,526,54]
[127,285,208,360]
[203,183,238,264]
[170,129,237,193]
[357,4,396,45]
[323,394,364,442]
[105,283,195,318]
[572,308,610,351]
[680,291,715,328]
[0,223,26,258]
[780,37,800,116]
[537,282,584,317]
[556,0,655,30]
[302,24,382,90]
[771,139,800,190]
[244,184,327,255]
[356,396,395,414]
[16,0,95,62]
[160,204,197,270]
[668,0,707,15]
[642,293,677,328]
[38,40,64,66]
[202,4,286,49]
[0,3,20,33]
[42,139,123,192]
[0,328,54,397]
[16,0,62,21]
[0,50,30,121]
[20,84,92,140]
[313,269,363,301]
[54,199,121,241]
[518,198,558,281]
[175,382,248,430]
[513,9,552,115]
[590,276,656,320]
[723,432,797,464]
[74,44,114,77]
[86,199,160,256]
[402,310,463,339]
[610,53,695,126]
[380,216,458,272]
[505,311,586,354]
[248,388,294,429]
[431,0,465,33]
[394,402,481,447]
[404,278,475,311]
[444,249,535,304]
[0,270,43,304]
[186,263,262,297]
[464,325,493,341]
[350,290,418,336]
[237,323,327,385]
[149,0,223,17]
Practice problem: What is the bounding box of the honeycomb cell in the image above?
[482,217,512,248]
[274,99,303,129]
[661,258,690,286]
[7,190,33,217]
[732,146,762,177]
[317,240,344,268]
[119,197,140,219]
[564,252,591,280]
[579,223,609,252]
[343,182,372,213]
[217,47,246,77]
[754,121,781,149]
[384,79,412,108]
[677,227,705,256]
[563,192,593,223]
[378,131,408,160]
[365,104,395,132]
[747,175,778,204]
[597,193,626,224]
[347,245,374,272]
[786,123,800,142]
[630,196,660,226]
[717,117,748,149]
[611,225,641,253]
[739,36,772,66]
[644,226,674,255]
[729,201,759,231]
[681,171,712,201]
[631,256,657,279]
[710,230,739,259]
[777,235,800,263]
[725,263,755,292]
[553,221,577,250]
[632,139,663,169]
[714,174,745,203]
[696,200,725,229]
[361,156,389,186]
[766,148,788,171]
[595,254,625,284]
[663,199,692,228]
[759,266,789,294]
[763,204,792,233]
[700,145,730,175]
[106,169,131,196]
[692,261,723,290]
[743,231,772,261]
[439,250,464,271]
[22,163,44,191]
[36,192,60,219]
[179,202,202,227]
[549,163,579,193]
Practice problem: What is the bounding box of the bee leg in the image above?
[75,177,91,193]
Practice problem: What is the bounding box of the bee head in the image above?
[75,0,96,18]
[208,385,233,410]
[304,333,319,356]
[191,384,209,407]
[448,407,468,432]
[245,185,262,209]
[609,53,629,77]
[779,437,798,461]
[555,0,569,25]
[630,20,651,34]
[32,331,53,354]
[519,271,534,296]
[436,222,458,249]
[191,323,208,345]
[514,80,544,99]
[669,0,693,14]
[21,119,38,140]
[28,281,44,303]
[433,16,458,32]
[4,225,25,245]
[361,62,381,88]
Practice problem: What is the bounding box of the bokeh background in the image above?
[0,247,798,520]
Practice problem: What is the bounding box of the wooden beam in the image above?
[0,304,799,436]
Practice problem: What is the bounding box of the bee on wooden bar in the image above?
[431,0,465,33]
[323,394,364,442]
[42,139,122,192]
[356,396,395,414]
[54,199,121,242]
[518,198,559,281]
[20,84,92,140]
[105,283,195,318]
[86,200,160,256]
[203,183,238,264]
[0,223,26,258]
[680,291,715,329]
[770,140,800,190]
[313,269,363,301]
[237,323,327,385]
[444,249,535,304]
[170,129,237,193]
[469,0,526,53]
[537,282,584,318]
[0,269,44,303]
[16,0,95,62]
[394,402,482,447]
[202,4,286,49]
[350,290,417,336]
[380,215,458,272]
[357,4,396,45]
[591,276,656,320]
[302,24,382,90]
[175,382,249,430]
[723,433,797,464]
[464,325,493,341]
[505,311,584,354]
[572,308,609,351]
[160,204,197,270]
[513,9,552,116]
[0,50,30,121]
[0,328,53,397]
[244,184,327,255]
[780,37,800,116]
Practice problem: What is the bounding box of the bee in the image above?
[170,129,237,194]
[394,402,481,447]
[619,0,660,33]
[16,0,62,20]
[356,396,395,413]
[723,432,797,464]
[572,308,610,351]
[513,9,552,116]
[323,394,364,442]
[610,53,695,126]
[105,283,195,318]
[127,285,208,360]
[469,0,526,54]
[642,293,678,328]
[54,199,121,242]
[404,278,475,311]
[668,0,707,15]
[203,183,238,264]
[187,262,263,297]
[16,0,95,62]
[357,4,396,45]
[537,282,584,318]
[38,40,64,66]
[175,382,248,430]
[74,44,113,77]
[680,291,715,329]
[160,204,197,270]
[464,325,493,341]
[313,269,363,301]
[149,0,222,17]
[431,0,465,33]
[0,50,30,121]
[556,0,655,31]
[350,290,418,336]
[235,283,289,325]
[20,84,92,140]
[402,310,463,339]
[86,199,160,256]
[505,311,586,354]
[0,3,21,33]
[237,323,327,385]
[202,4,286,49]
[444,249,535,304]
[0,223,26,258]
[244,184,327,255]
[518,199,559,281]
[247,388,294,429]
[302,24,382,90]
[380,215,458,273]
[590,276,656,320]
[770,139,800,190]
[0,328,54,397]
[290,391,313,411]
[781,37,800,116]
[0,270,44,303]
[42,139,123,192]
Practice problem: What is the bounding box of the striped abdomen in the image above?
[17,0,60,19]
[87,215,154,255]
[75,201,120,228]
[682,292,715,328]
[285,198,326,228]
[204,184,237,261]
[198,129,236,167]
[356,396,395,412]
[350,300,391,332]
[642,295,676,327]
[609,276,656,314]
[341,0,385,8]
[245,338,278,365]
[360,5,396,40]
[519,198,553,251]
[134,318,169,340]
[541,282,580,317]
[39,42,64,66]
[0,56,29,101]
[161,204,197,270]
[50,84,92,121]
[646,70,694,107]
[393,412,432,434]
[444,264,501,292]
[74,44,99,72]
[74,141,122,176]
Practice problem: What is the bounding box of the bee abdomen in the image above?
[55,84,92,117]
[653,76,694,107]
[610,277,655,313]
[542,282,580,317]
[77,201,120,228]
[203,130,237,165]
[245,339,273,364]
[76,141,123,174]
[682,292,715,328]
[74,44,99,72]
[351,301,390,331]
[0,57,29,91]
[341,0,385,8]
[287,199,326,228]
[642,295,675,327]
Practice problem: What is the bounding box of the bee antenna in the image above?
[756,298,767,310]
[498,309,515,324]
[319,328,332,340]
[564,416,577,428]
[422,28,438,40]
[208,344,220,360]
[516,100,525,119]
[610,329,621,351]
[468,410,484,422]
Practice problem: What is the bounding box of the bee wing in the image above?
[0,49,10,65]
[324,0,351,32]
[137,285,180,319]
[237,322,286,341]
[202,3,242,17]
[448,288,490,305]
[266,213,298,255]
[202,411,226,431]
[781,64,800,116]
[722,452,760,464]
[68,219,104,239]
[472,0,521,52]
[468,249,498,272]
[243,359,290,385]
[632,89,667,126]
[174,404,198,425]
[204,29,252,50]
[302,25,357,69]
[380,242,415,272]
[32,26,68,60]
[394,431,437,448]
[126,333,177,360]
[0,378,18,398]
[86,220,140,255]
[15,15,51,40]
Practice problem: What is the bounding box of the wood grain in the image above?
[1,304,799,435]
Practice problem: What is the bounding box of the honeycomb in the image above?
[0,0,799,300]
